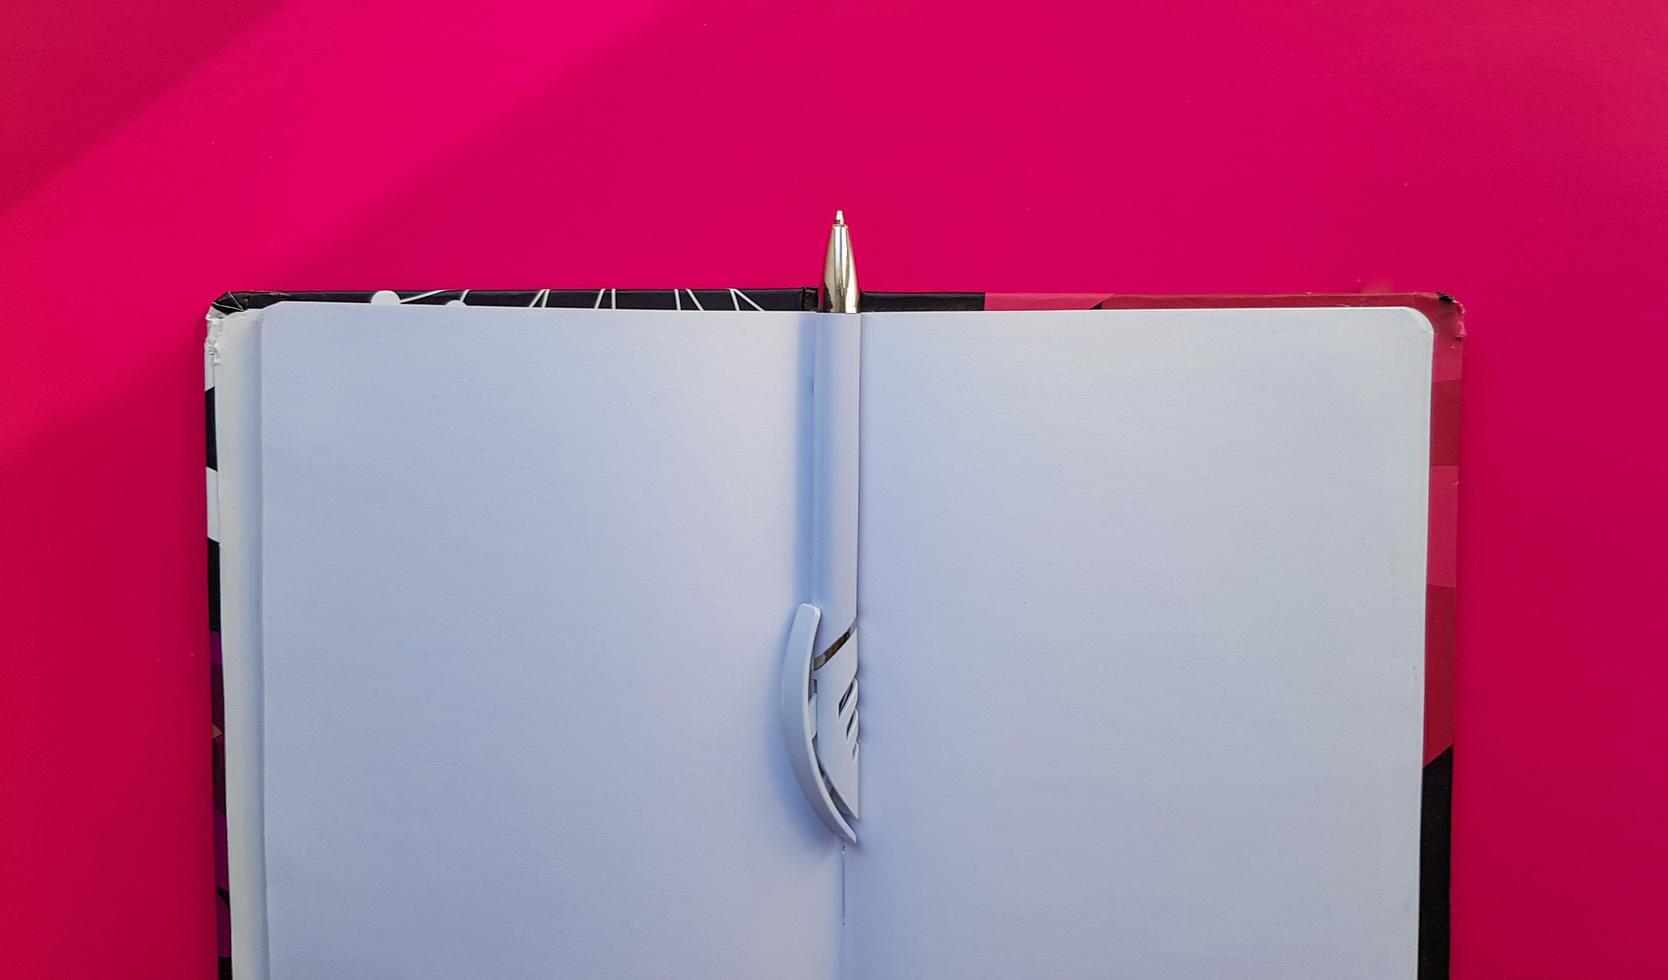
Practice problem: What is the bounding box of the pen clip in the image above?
[780,603,858,843]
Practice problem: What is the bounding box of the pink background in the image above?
[2,1,1665,976]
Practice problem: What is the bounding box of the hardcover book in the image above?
[205,283,1461,979]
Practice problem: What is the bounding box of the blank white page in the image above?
[845,307,1432,979]
[218,302,839,980]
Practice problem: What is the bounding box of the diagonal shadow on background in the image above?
[0,0,289,213]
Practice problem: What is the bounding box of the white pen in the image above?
[781,211,863,842]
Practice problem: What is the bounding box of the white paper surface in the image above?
[225,303,840,979]
[844,308,1433,979]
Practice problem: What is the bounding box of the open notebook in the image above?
[206,293,1460,979]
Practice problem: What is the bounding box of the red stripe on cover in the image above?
[1424,585,1458,763]
[1430,381,1462,467]
[1429,466,1460,589]
[984,293,1114,311]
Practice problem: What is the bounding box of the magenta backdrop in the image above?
[2,1,1665,976]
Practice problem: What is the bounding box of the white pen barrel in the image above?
[806,311,862,820]
[809,312,861,654]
